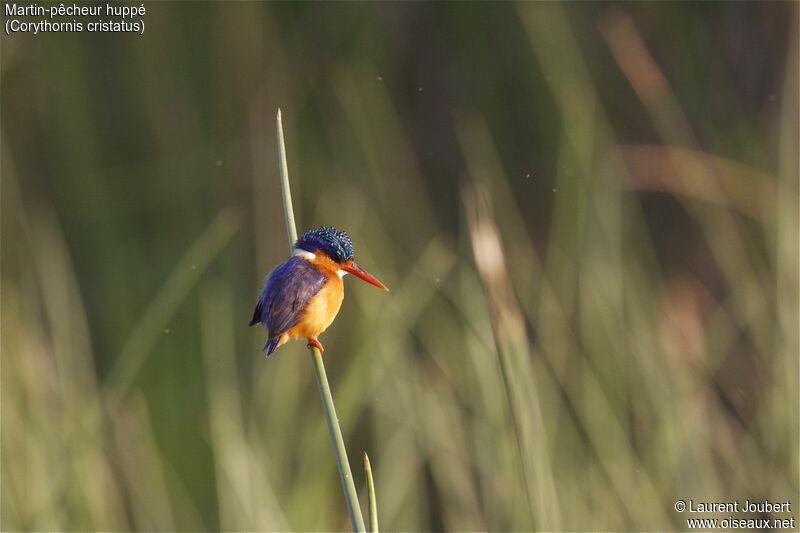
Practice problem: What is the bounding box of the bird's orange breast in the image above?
[286,261,344,340]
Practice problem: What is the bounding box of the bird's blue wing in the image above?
[250,256,327,340]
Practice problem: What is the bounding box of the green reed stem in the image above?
[364,452,378,533]
[276,109,367,533]
[276,109,298,251]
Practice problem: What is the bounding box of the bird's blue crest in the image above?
[295,226,354,263]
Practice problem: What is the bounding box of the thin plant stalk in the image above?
[364,452,378,533]
[276,109,367,533]
[276,110,297,252]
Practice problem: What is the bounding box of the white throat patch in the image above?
[293,249,316,261]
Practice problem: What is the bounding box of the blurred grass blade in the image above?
[200,281,289,531]
[276,109,367,532]
[464,184,561,531]
[103,207,242,408]
[364,452,378,533]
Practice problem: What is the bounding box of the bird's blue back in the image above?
[250,256,327,347]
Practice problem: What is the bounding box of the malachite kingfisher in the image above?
[250,226,389,356]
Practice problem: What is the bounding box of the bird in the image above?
[250,226,389,356]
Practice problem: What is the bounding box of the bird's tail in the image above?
[264,337,281,357]
[249,299,264,326]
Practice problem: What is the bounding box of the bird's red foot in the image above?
[307,338,325,354]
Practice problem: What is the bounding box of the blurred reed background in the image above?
[1,2,798,531]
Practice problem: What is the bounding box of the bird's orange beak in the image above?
[343,261,389,291]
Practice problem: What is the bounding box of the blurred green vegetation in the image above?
[1,2,798,531]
